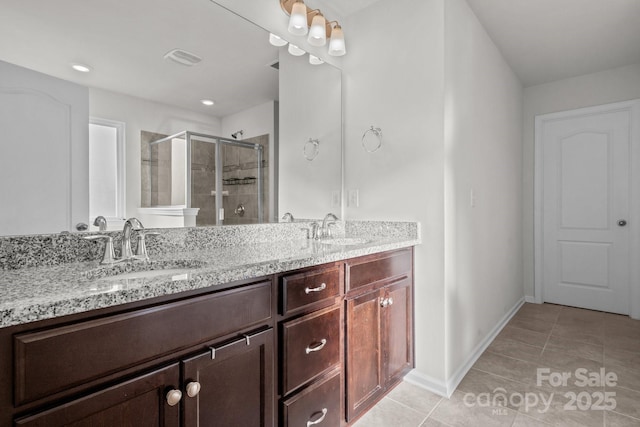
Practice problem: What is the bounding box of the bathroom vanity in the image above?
[0,221,418,426]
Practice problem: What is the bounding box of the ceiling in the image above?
[2,0,638,115]
[465,0,640,87]
[0,0,280,118]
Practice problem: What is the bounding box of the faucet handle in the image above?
[134,231,160,261]
[93,216,107,231]
[83,235,117,264]
[309,222,321,240]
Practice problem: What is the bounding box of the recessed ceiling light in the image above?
[201,99,215,106]
[71,64,91,73]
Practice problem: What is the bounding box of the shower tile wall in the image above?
[140,131,172,207]
[222,134,269,225]
[140,131,270,226]
[191,140,216,226]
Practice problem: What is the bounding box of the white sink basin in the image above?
[318,237,370,246]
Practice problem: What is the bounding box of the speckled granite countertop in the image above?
[0,223,420,328]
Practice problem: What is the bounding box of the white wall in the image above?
[221,101,277,221]
[343,0,447,387]
[343,0,524,394]
[89,88,221,224]
[522,63,640,297]
[443,0,523,382]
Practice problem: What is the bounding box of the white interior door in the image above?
[0,60,89,236]
[537,102,638,315]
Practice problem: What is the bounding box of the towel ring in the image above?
[362,126,382,153]
[303,138,320,161]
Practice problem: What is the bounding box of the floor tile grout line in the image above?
[467,366,532,387]
[420,395,452,427]
[609,409,640,422]
[384,394,440,421]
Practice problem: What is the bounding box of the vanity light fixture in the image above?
[277,0,346,58]
[200,99,215,106]
[287,0,308,36]
[287,43,306,56]
[328,23,346,56]
[307,12,327,46]
[71,64,91,73]
[269,33,288,47]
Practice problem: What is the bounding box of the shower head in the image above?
[231,130,244,139]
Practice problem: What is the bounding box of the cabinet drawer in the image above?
[281,369,341,427]
[14,280,272,406]
[281,306,341,395]
[346,248,412,292]
[281,265,341,315]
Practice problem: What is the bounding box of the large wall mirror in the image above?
[0,0,342,236]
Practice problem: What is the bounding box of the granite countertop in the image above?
[0,235,419,329]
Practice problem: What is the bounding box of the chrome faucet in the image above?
[122,218,144,260]
[93,215,107,231]
[281,212,295,222]
[319,213,338,239]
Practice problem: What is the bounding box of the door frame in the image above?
[534,99,640,318]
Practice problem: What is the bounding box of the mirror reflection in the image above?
[0,0,342,236]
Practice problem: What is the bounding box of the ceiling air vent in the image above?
[164,49,202,66]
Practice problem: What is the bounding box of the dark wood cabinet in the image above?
[182,328,274,427]
[345,249,414,422]
[4,279,275,427]
[14,363,181,427]
[277,264,344,427]
[345,288,384,420]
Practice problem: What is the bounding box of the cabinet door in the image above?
[345,289,384,421]
[14,364,180,427]
[182,328,274,427]
[383,278,413,386]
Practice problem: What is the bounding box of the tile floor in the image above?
[352,303,640,427]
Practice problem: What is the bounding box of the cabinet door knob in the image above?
[305,283,327,294]
[186,381,201,398]
[307,408,328,426]
[388,297,394,306]
[305,338,327,354]
[166,389,182,406]
[380,297,389,308]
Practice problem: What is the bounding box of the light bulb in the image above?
[307,14,326,46]
[288,0,308,36]
[269,33,288,47]
[328,25,346,56]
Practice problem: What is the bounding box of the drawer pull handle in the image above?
[305,338,327,354]
[210,328,270,359]
[307,408,328,426]
[166,389,182,406]
[186,381,201,398]
[305,283,327,294]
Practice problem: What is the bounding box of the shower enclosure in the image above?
[146,131,266,225]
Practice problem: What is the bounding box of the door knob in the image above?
[186,381,201,398]
[618,220,628,227]
[166,389,182,406]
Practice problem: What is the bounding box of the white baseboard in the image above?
[405,297,525,398]
[524,295,537,304]
[404,369,449,397]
